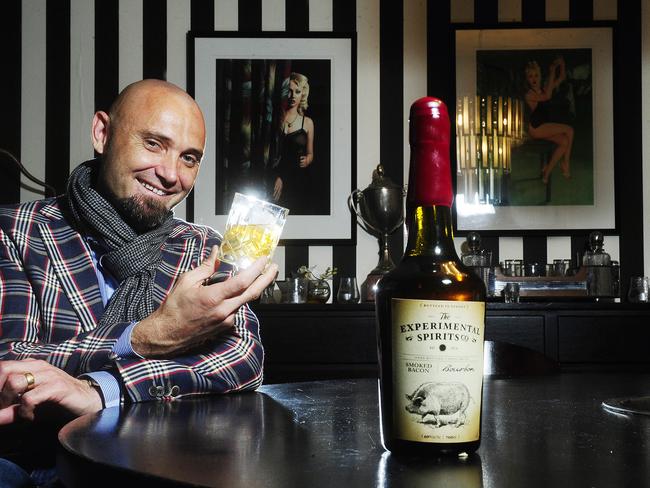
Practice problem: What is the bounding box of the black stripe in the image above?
[428,0,451,100]
[332,0,357,287]
[0,0,21,204]
[286,0,309,32]
[429,0,452,218]
[46,0,71,196]
[569,0,593,21]
[522,0,546,23]
[333,0,356,33]
[380,0,404,265]
[284,246,309,277]
[522,236,547,269]
[333,245,357,298]
[143,0,167,80]
[238,0,261,32]
[474,0,498,24]
[615,0,643,296]
[95,0,119,112]
[191,0,214,31]
[570,234,589,270]
[481,236,500,266]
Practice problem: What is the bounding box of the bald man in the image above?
[0,80,277,425]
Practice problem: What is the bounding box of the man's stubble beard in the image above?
[114,194,170,232]
[97,174,170,233]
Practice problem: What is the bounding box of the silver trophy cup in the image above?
[349,165,405,301]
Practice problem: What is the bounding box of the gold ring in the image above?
[23,372,35,392]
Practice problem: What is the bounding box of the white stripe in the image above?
[454,237,464,260]
[167,0,191,90]
[119,0,143,90]
[498,0,521,22]
[545,0,569,21]
[605,235,620,263]
[403,0,427,188]
[262,0,286,31]
[499,237,524,261]
[70,0,96,171]
[214,0,238,31]
[546,236,572,263]
[640,0,650,274]
[309,0,332,32]
[272,245,286,281]
[21,0,47,203]
[451,0,474,23]
[167,0,191,221]
[356,0,381,287]
[309,246,333,302]
[594,0,617,20]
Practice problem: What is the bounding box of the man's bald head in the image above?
[108,80,205,137]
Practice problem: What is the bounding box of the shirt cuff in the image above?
[83,371,121,409]
[112,321,145,359]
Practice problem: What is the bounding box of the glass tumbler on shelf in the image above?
[503,282,520,303]
[204,193,289,285]
[627,276,649,303]
[336,277,361,304]
[553,259,571,277]
[277,278,308,304]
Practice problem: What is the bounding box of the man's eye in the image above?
[145,139,160,149]
[182,154,199,166]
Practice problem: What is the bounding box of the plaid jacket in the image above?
[0,197,264,403]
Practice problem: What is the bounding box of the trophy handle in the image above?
[348,190,379,235]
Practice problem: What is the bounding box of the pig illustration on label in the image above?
[405,382,470,427]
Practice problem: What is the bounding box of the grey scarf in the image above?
[66,160,175,327]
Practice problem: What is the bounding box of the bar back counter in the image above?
[253,302,650,383]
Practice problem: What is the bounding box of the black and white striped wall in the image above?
[1,0,648,298]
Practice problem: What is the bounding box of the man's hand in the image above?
[131,246,278,358]
[0,358,103,425]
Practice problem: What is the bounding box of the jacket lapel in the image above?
[39,205,198,324]
[38,203,104,332]
[153,223,197,306]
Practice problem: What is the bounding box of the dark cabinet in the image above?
[256,304,377,383]
[252,302,650,383]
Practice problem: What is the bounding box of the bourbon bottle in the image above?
[375,97,486,455]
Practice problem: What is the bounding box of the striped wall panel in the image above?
[2,0,647,303]
[0,0,21,205]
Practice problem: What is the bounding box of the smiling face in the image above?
[92,80,206,232]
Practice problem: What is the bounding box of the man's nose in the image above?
[155,155,179,185]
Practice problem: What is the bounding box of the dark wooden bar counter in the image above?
[58,372,650,487]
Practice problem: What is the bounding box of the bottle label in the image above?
[391,298,485,443]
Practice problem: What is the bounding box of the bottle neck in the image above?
[404,204,458,259]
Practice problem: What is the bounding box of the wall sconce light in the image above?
[456,95,524,207]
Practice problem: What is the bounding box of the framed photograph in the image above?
[454,27,615,233]
[188,32,356,244]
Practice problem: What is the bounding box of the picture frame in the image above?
[453,26,615,234]
[188,32,356,244]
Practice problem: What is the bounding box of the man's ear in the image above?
[91,111,110,154]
